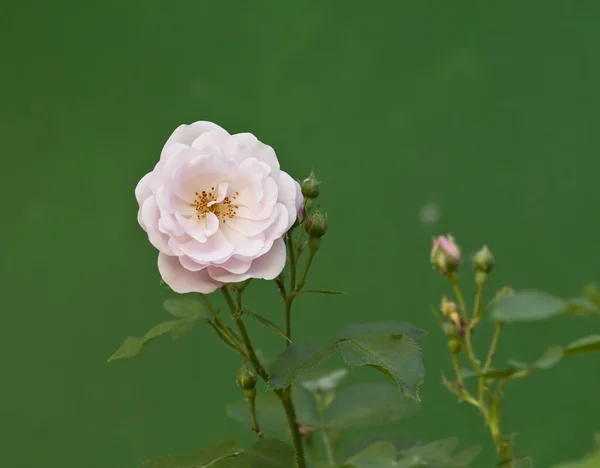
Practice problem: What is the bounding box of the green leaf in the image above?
[490,290,567,322]
[337,321,427,343]
[336,322,425,399]
[163,297,211,320]
[532,345,564,369]
[566,297,600,317]
[345,441,398,467]
[325,382,420,429]
[109,317,201,362]
[226,386,319,431]
[244,310,290,342]
[552,434,600,468]
[565,335,600,355]
[216,438,294,468]
[140,439,241,467]
[450,445,481,466]
[108,336,143,361]
[301,368,348,394]
[268,345,335,390]
[340,435,423,462]
[400,437,459,464]
[511,457,534,468]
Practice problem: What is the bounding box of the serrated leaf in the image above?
[140,439,241,467]
[163,297,211,320]
[326,382,420,429]
[215,438,294,468]
[301,368,348,394]
[109,317,200,362]
[345,441,398,467]
[400,438,459,464]
[336,324,424,399]
[268,345,335,390]
[337,321,427,343]
[490,290,567,322]
[169,318,200,340]
[108,336,143,361]
[144,320,184,340]
[244,310,290,342]
[340,435,423,462]
[565,335,600,355]
[450,446,481,466]
[226,386,319,431]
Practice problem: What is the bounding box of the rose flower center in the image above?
[192,187,239,223]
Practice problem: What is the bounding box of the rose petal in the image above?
[140,198,172,254]
[161,121,229,159]
[232,133,280,174]
[247,237,287,280]
[179,229,234,263]
[277,171,302,229]
[158,253,220,293]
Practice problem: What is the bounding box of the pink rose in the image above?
[135,121,303,293]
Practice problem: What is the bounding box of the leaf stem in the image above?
[296,247,317,292]
[221,288,269,381]
[316,393,336,465]
[484,322,503,373]
[449,274,469,321]
[286,231,298,292]
[246,392,262,438]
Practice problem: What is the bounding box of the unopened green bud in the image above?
[473,245,494,273]
[236,365,257,391]
[448,338,462,354]
[305,209,328,238]
[301,170,321,199]
[441,322,458,338]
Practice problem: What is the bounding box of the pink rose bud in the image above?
[430,234,461,275]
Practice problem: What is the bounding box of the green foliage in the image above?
[490,290,568,322]
[140,439,241,467]
[163,297,212,320]
[552,434,600,468]
[216,438,294,467]
[339,435,423,462]
[301,368,348,394]
[109,298,209,361]
[299,289,346,295]
[339,437,479,467]
[244,309,290,342]
[336,322,426,399]
[226,386,319,431]
[325,382,420,429]
[461,335,600,380]
[268,345,335,390]
[141,438,295,468]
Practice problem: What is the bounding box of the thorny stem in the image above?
[278,388,308,468]
[199,294,244,355]
[449,274,469,321]
[219,286,307,468]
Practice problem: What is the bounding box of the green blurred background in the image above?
[2,1,599,466]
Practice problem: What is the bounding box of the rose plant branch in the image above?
[108,120,600,468]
